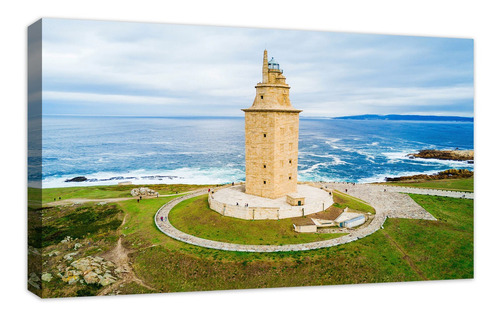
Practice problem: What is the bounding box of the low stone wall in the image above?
[208,192,333,220]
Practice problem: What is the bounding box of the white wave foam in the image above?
[42,167,245,188]
[382,151,413,160]
[300,162,329,174]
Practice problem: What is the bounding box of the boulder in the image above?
[83,272,100,284]
[64,252,78,261]
[130,187,159,197]
[61,236,72,243]
[41,273,53,282]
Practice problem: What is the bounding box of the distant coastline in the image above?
[332,114,473,122]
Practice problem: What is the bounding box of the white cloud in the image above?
[41,18,474,117]
[43,91,186,106]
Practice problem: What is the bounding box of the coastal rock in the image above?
[41,273,53,282]
[64,252,78,261]
[65,176,88,182]
[83,272,100,284]
[385,169,473,182]
[408,149,474,161]
[28,273,40,289]
[61,256,118,286]
[130,187,159,197]
[48,250,60,257]
[61,236,72,243]
[99,273,117,286]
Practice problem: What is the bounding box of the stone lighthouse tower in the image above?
[242,50,302,199]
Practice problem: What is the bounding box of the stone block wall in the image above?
[244,110,300,199]
[208,193,333,220]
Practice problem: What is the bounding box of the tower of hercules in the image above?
[242,50,302,199]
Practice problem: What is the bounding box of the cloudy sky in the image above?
[41,18,474,118]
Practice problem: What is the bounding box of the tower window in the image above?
[263,181,267,184]
[263,164,266,168]
[261,95,264,99]
[263,133,267,138]
[289,159,292,164]
[289,176,292,180]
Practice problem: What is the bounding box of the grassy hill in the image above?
[30,181,473,297]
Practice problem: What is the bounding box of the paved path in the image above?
[323,183,437,220]
[45,191,197,207]
[382,185,473,199]
[154,181,468,252]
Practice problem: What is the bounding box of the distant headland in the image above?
[332,114,473,122]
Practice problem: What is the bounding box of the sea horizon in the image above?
[34,115,474,189]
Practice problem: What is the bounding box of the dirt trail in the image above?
[383,232,428,281]
[98,214,156,296]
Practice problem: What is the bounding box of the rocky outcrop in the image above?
[41,273,53,282]
[65,176,88,182]
[58,256,118,286]
[408,149,474,161]
[385,169,473,182]
[130,187,158,197]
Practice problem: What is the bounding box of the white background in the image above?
[1,1,499,317]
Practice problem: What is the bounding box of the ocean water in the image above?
[40,116,474,188]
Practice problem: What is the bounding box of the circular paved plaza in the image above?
[208,184,333,220]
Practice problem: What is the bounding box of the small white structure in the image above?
[335,212,366,228]
[311,218,336,228]
[293,223,317,233]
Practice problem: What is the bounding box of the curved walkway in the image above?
[155,187,387,252]
[155,183,473,252]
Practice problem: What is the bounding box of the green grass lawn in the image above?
[130,193,472,292]
[36,183,211,204]
[382,177,474,192]
[384,194,474,280]
[331,190,376,213]
[34,182,473,296]
[168,195,345,245]
[115,196,182,249]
